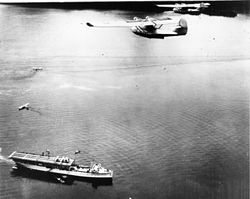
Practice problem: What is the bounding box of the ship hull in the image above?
[14,162,113,180]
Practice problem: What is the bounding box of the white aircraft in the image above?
[156,2,210,14]
[86,16,187,39]
[18,103,30,111]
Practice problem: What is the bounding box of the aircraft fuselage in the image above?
[130,18,188,39]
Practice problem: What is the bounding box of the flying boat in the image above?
[156,2,211,14]
[86,16,187,39]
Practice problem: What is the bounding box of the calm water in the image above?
[0,3,249,199]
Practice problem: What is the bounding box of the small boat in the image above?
[8,151,113,181]
[32,67,43,71]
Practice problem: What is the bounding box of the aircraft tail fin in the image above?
[176,18,188,35]
[179,18,188,29]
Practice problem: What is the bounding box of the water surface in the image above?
[0,4,249,199]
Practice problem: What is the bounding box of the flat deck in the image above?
[9,151,74,166]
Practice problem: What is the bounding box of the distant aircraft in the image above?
[18,103,30,111]
[156,2,211,14]
[32,67,43,71]
[86,16,187,39]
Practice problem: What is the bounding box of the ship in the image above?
[8,151,113,182]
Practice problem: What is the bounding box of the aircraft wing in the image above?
[86,17,176,28]
[156,4,180,8]
[156,3,203,9]
[151,18,177,26]
[86,21,154,28]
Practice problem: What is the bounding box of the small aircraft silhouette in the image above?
[32,67,43,71]
[86,16,187,39]
[156,2,210,14]
[18,103,30,111]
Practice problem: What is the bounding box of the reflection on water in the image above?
[0,2,249,199]
[10,169,74,186]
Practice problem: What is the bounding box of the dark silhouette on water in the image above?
[18,103,42,115]
[18,103,30,111]
[11,168,74,185]
[11,167,113,188]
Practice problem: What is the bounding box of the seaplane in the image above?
[156,2,211,14]
[86,16,187,39]
[18,103,30,111]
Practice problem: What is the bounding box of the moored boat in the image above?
[8,151,113,181]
